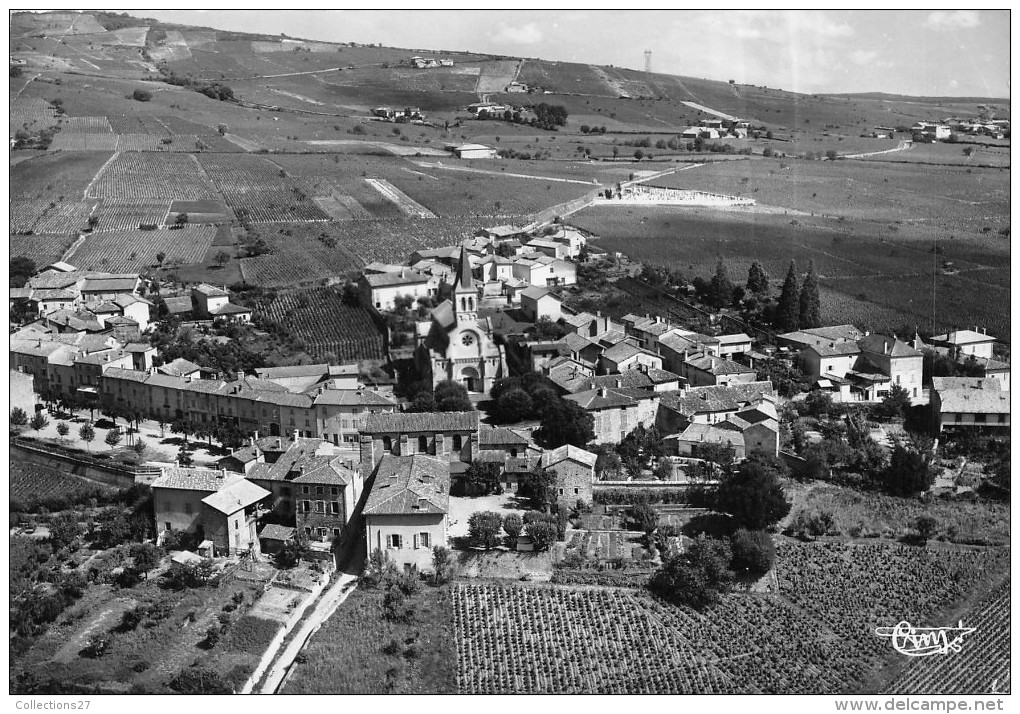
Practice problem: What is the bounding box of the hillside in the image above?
[8,10,1011,339]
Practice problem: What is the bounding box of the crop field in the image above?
[105,114,170,134]
[884,579,1010,695]
[48,132,121,151]
[10,233,77,266]
[364,178,436,218]
[66,226,217,273]
[10,461,114,506]
[90,198,170,232]
[859,141,1011,168]
[312,195,374,220]
[59,116,114,133]
[260,287,386,363]
[453,541,1009,694]
[10,97,59,134]
[198,153,332,223]
[11,151,112,200]
[570,206,1009,337]
[32,200,99,235]
[10,199,53,233]
[87,152,218,200]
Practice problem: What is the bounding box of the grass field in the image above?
[283,585,456,694]
[11,151,113,200]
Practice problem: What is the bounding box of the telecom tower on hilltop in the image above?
[644,50,652,74]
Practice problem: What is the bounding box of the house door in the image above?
[269,422,280,436]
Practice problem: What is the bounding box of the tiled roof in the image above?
[564,387,651,411]
[672,423,746,448]
[163,296,193,314]
[153,466,239,492]
[362,269,429,288]
[223,436,289,465]
[659,381,775,417]
[158,357,202,376]
[932,377,1002,392]
[806,340,861,357]
[255,364,331,380]
[209,302,251,315]
[684,351,756,375]
[857,334,921,359]
[32,288,78,300]
[931,329,997,345]
[259,524,296,541]
[202,478,270,514]
[193,283,229,297]
[291,455,357,486]
[560,332,599,354]
[541,444,597,469]
[521,286,555,301]
[243,438,331,482]
[478,426,531,447]
[9,287,33,299]
[82,277,139,293]
[601,342,646,363]
[778,324,864,346]
[364,455,450,515]
[313,389,396,408]
[717,333,753,345]
[936,386,1010,415]
[364,411,479,434]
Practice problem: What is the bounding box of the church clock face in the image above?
[461,333,475,347]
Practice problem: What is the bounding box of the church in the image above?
[415,246,507,393]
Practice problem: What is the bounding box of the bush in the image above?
[649,534,734,609]
[79,634,111,659]
[729,529,776,576]
[468,511,503,550]
[786,509,838,538]
[527,521,557,551]
[501,513,523,546]
[132,89,152,102]
[169,667,232,694]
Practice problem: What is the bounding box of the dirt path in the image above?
[257,573,359,693]
[680,101,740,122]
[410,160,597,185]
[843,140,913,159]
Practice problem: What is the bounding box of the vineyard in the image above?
[198,154,331,223]
[10,97,59,134]
[90,198,170,232]
[48,132,121,152]
[66,225,217,273]
[883,579,1010,695]
[260,287,386,363]
[10,234,78,267]
[11,199,97,235]
[87,152,218,200]
[452,541,1010,694]
[10,461,114,507]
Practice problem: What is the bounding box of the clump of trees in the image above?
[649,534,734,608]
[489,372,559,424]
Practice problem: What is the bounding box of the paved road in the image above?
[257,572,359,694]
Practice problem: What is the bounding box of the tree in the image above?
[169,667,231,694]
[877,384,911,421]
[49,513,83,551]
[463,461,501,495]
[468,511,503,550]
[130,542,162,577]
[363,547,398,588]
[132,88,152,102]
[529,316,567,341]
[434,380,473,411]
[11,256,37,288]
[630,500,659,536]
[56,421,70,441]
[502,513,523,547]
[914,515,939,545]
[28,411,48,435]
[528,521,557,551]
[177,446,194,467]
[746,260,769,296]
[11,406,29,430]
[649,534,734,608]
[729,529,776,576]
[171,418,194,444]
[105,429,122,448]
[155,251,167,268]
[715,455,791,530]
[495,387,533,423]
[213,250,230,268]
[634,149,644,161]
[539,400,594,448]
[708,258,734,309]
[798,260,821,329]
[883,441,934,496]
[79,423,96,452]
[523,466,557,512]
[431,545,454,585]
[776,261,801,332]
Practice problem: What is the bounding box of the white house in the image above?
[520,287,563,322]
[452,144,497,159]
[358,269,435,312]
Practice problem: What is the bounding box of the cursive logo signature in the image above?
[875,620,975,657]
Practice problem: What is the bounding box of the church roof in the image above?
[455,245,474,292]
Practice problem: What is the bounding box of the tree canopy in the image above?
[433,380,474,412]
[798,260,821,329]
[538,399,594,448]
[715,454,791,530]
[650,534,734,608]
[776,261,801,332]
[746,261,769,296]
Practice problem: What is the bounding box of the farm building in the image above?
[930,377,1010,434]
[520,287,563,322]
[929,328,998,359]
[559,311,618,341]
[525,238,571,260]
[451,143,497,159]
[191,284,252,323]
[152,466,270,558]
[798,333,923,401]
[363,454,451,572]
[716,333,753,359]
[541,444,597,506]
[358,268,435,312]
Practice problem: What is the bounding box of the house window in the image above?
[998,414,1006,424]
[316,501,325,513]
[388,534,403,549]
[330,502,340,515]
[333,528,341,538]
[420,532,431,548]
[453,435,463,450]
[302,486,310,495]
[574,488,579,495]
[316,486,324,496]
[383,436,393,452]
[318,528,328,538]
[559,488,564,495]
[302,501,311,512]
[330,487,338,496]
[975,413,986,423]
[281,487,291,497]
[418,435,428,452]
[305,527,312,535]
[235,519,239,529]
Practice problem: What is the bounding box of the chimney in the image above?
[884,341,890,355]
[220,468,226,479]
[293,430,299,443]
[598,387,608,398]
[236,371,244,382]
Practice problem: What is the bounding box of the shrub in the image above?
[169,667,231,694]
[79,634,111,659]
[468,511,503,550]
[730,529,776,576]
[224,616,280,655]
[502,513,523,546]
[132,89,152,102]
[527,521,557,551]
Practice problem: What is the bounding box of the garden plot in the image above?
[364,178,436,218]
[67,225,217,273]
[87,153,218,200]
[91,198,171,232]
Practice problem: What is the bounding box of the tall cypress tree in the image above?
[709,258,734,308]
[777,260,800,332]
[799,260,821,329]
[746,260,769,295]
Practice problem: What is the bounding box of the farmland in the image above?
[67,226,217,273]
[87,152,218,200]
[11,150,113,200]
[10,460,114,510]
[260,287,386,363]
[10,233,78,267]
[198,153,332,223]
[90,198,170,232]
